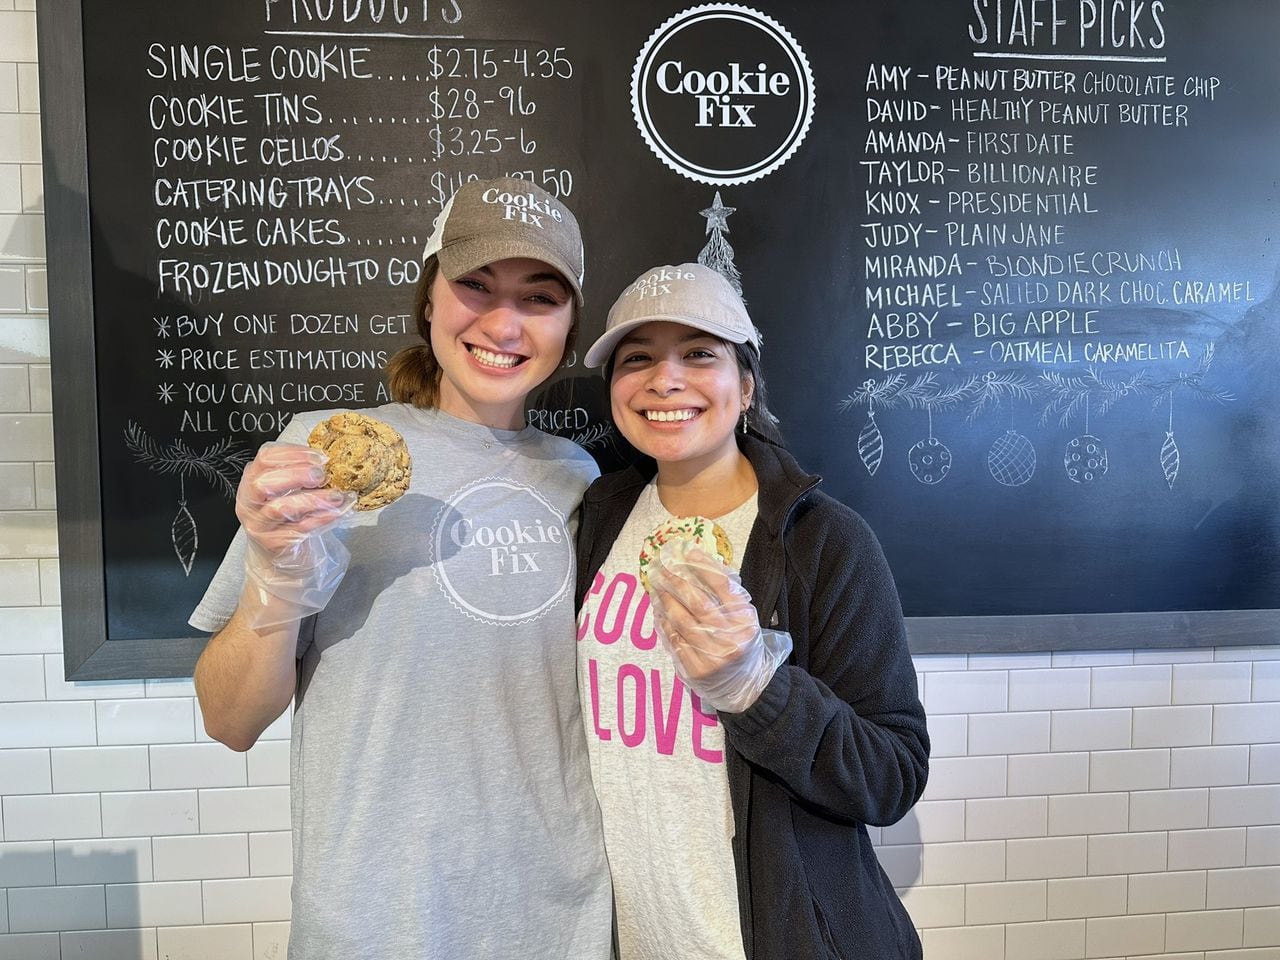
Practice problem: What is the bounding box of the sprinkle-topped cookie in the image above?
[639,516,733,593]
[307,412,412,511]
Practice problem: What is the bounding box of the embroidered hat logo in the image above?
[631,4,816,185]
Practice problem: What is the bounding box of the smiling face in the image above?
[610,321,754,475]
[429,257,574,429]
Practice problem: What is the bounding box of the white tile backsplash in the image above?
[1005,918,1087,960]
[1087,832,1168,876]
[50,747,150,794]
[969,712,1051,756]
[1174,662,1253,705]
[57,929,158,960]
[148,743,245,790]
[1171,745,1251,788]
[0,749,48,794]
[1132,705,1214,748]
[1046,874,1128,920]
[1214,703,1280,745]
[247,833,290,878]
[6,885,104,934]
[1089,748,1171,792]
[197,787,290,835]
[1051,708,1132,753]
[52,838,152,885]
[95,700,193,746]
[105,881,202,929]
[1009,668,1092,711]
[965,879,1046,924]
[156,923,253,960]
[1091,665,1173,708]
[966,796,1047,841]
[99,792,198,839]
[1205,866,1280,910]
[925,670,1009,714]
[252,921,290,960]
[1128,789,1210,832]
[1209,785,1280,828]
[1168,828,1247,871]
[2,794,99,841]
[1165,908,1244,951]
[1084,912,1165,957]
[1127,870,1207,914]
[201,877,291,924]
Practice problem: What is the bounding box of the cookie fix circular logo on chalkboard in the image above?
[631,4,815,185]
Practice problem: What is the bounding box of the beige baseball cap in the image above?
[421,176,585,306]
[584,263,762,369]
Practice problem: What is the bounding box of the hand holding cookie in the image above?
[236,442,353,557]
[306,412,412,511]
[642,515,792,713]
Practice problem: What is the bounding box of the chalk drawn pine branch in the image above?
[1037,367,1153,429]
[124,421,253,575]
[967,372,1039,423]
[571,422,612,450]
[1147,343,1236,409]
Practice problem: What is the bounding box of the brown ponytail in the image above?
[386,259,442,408]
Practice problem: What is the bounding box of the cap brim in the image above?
[437,239,584,307]
[582,311,753,368]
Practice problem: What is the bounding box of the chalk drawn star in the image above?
[700,191,735,234]
[154,317,171,338]
[157,383,175,404]
[157,350,175,369]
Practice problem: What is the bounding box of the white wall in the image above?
[1,2,1278,958]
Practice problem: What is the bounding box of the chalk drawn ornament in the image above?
[1063,434,1109,485]
[124,422,252,575]
[988,429,1037,487]
[908,436,952,485]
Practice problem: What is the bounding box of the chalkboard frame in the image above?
[40,0,207,680]
[37,0,1279,680]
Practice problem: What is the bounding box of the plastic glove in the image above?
[646,541,792,713]
[235,441,355,628]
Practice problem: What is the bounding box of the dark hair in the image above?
[733,341,783,444]
[603,334,783,444]
[385,257,582,409]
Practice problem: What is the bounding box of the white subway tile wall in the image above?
[0,12,1277,959]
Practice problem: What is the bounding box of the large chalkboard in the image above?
[41,0,1279,679]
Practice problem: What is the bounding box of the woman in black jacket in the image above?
[574,263,929,960]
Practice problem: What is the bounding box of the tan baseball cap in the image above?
[584,263,762,368]
[421,176,585,305]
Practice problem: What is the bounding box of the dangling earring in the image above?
[741,407,748,434]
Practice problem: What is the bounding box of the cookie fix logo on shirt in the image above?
[631,4,815,185]
[431,477,573,626]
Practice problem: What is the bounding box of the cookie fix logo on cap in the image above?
[630,265,697,299]
[478,185,565,228]
[631,3,815,185]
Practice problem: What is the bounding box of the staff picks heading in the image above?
[969,0,1168,53]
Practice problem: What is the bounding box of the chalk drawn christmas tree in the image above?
[697,192,743,296]
[124,422,252,575]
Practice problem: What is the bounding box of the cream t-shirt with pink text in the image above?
[577,479,758,960]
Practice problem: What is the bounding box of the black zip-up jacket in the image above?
[576,434,929,960]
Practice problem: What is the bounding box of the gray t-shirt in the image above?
[191,404,612,960]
